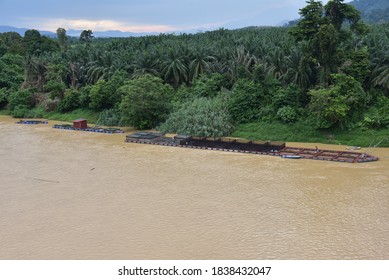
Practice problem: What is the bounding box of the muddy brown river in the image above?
[0,115,388,259]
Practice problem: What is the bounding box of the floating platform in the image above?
[125,132,378,163]
[278,147,378,163]
[53,124,124,134]
[16,119,48,124]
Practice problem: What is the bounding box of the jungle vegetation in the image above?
[1,0,389,146]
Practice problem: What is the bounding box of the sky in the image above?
[0,0,332,33]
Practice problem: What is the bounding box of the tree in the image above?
[289,0,368,86]
[0,32,25,55]
[23,55,48,91]
[57,89,80,112]
[131,50,160,78]
[56,27,68,51]
[23,29,58,56]
[23,29,42,55]
[89,70,128,109]
[339,46,370,86]
[283,45,314,90]
[309,73,366,129]
[189,48,214,81]
[0,53,24,90]
[119,75,173,129]
[44,60,68,98]
[80,30,94,43]
[162,48,188,89]
[7,89,32,111]
[227,79,266,123]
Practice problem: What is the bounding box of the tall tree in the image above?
[23,29,42,56]
[56,27,68,51]
[80,30,94,43]
[289,0,368,86]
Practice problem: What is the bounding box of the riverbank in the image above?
[2,114,386,161]
[2,109,388,147]
[0,108,100,124]
[233,121,389,147]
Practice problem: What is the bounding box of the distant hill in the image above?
[0,26,159,38]
[66,29,159,38]
[284,0,389,27]
[348,0,389,24]
[0,26,56,37]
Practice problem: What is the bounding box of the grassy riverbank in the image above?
[0,107,99,124]
[232,121,389,147]
[2,109,388,147]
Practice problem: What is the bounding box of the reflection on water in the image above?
[0,116,388,259]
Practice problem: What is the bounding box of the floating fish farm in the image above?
[16,119,48,124]
[125,132,379,163]
[53,123,124,134]
[53,119,123,134]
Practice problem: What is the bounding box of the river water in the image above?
[0,115,388,259]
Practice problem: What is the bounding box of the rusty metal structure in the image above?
[125,132,379,163]
[278,146,378,163]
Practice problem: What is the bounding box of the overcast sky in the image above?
[0,0,332,33]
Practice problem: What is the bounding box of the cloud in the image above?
[17,17,228,33]
[1,0,326,32]
[20,18,179,33]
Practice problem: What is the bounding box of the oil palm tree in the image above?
[131,50,160,78]
[189,48,215,82]
[162,48,188,88]
[283,47,314,89]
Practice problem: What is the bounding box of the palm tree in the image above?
[189,48,215,81]
[283,47,314,89]
[227,46,256,83]
[23,55,48,90]
[85,49,124,84]
[372,64,389,90]
[264,47,286,80]
[131,50,160,78]
[162,48,188,88]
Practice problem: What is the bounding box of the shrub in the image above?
[227,79,265,123]
[43,98,60,112]
[360,95,389,129]
[97,108,122,126]
[0,88,7,108]
[7,89,31,111]
[79,86,91,108]
[57,90,80,112]
[11,105,29,118]
[277,106,298,123]
[89,71,129,110]
[158,96,234,137]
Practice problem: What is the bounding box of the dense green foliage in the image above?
[119,75,172,129]
[349,0,389,24]
[0,0,389,143]
[158,95,233,137]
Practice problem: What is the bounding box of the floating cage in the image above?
[126,132,164,143]
[279,147,379,163]
[53,123,124,133]
[125,132,285,153]
[124,132,378,163]
[16,119,48,125]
